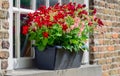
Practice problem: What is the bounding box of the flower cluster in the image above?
[22,2,103,52]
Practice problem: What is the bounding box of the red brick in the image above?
[109,70,118,75]
[99,1,105,7]
[97,59,106,64]
[105,34,112,39]
[2,1,9,9]
[107,46,114,51]
[0,51,9,59]
[106,58,112,64]
[104,21,112,26]
[102,71,109,76]
[90,46,97,52]
[112,33,119,38]
[1,60,8,69]
[102,64,111,71]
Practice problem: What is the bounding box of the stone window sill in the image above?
[5,65,102,76]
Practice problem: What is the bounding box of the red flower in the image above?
[78,10,88,15]
[22,25,29,35]
[77,4,83,9]
[67,11,74,16]
[88,21,93,26]
[97,19,104,26]
[67,2,75,11]
[92,8,97,15]
[62,24,68,31]
[42,32,49,38]
[38,5,48,15]
[34,16,42,27]
[82,4,86,8]
[54,3,60,9]
[94,17,98,21]
[54,12,65,21]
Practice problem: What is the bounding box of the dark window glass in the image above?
[20,14,31,57]
[62,0,69,4]
[50,0,58,6]
[20,0,31,9]
[73,0,84,4]
[36,0,45,9]
[13,13,15,57]
[13,0,15,7]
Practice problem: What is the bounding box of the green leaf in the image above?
[48,37,54,45]
[65,16,74,26]
[29,31,36,40]
[70,39,78,44]
[37,45,45,51]
[42,38,48,46]
[56,33,62,36]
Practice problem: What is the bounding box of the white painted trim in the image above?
[84,0,89,9]
[58,0,62,5]
[13,7,34,13]
[13,0,35,69]
[46,0,49,8]
[7,0,14,70]
[31,0,36,11]
[15,13,20,58]
[81,0,89,64]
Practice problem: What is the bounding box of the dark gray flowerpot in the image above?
[34,46,83,70]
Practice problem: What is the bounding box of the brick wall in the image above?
[89,0,120,76]
[0,0,9,75]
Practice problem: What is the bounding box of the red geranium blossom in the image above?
[42,32,49,38]
[88,21,93,26]
[97,19,104,26]
[62,24,68,31]
[92,8,97,15]
[22,25,29,35]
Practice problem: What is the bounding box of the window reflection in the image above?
[13,0,15,7]
[50,0,58,6]
[62,0,69,4]
[20,14,31,57]
[73,0,84,4]
[36,0,45,9]
[13,13,15,57]
[20,0,31,9]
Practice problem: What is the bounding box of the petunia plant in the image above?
[22,2,103,52]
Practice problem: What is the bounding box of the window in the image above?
[8,0,89,70]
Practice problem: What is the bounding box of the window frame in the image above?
[8,0,89,70]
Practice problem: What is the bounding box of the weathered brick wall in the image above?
[89,0,120,76]
[0,0,9,75]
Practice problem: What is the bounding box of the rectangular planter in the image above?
[34,46,83,70]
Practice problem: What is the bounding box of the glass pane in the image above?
[13,13,15,58]
[13,0,15,7]
[20,14,31,57]
[73,0,84,4]
[50,0,58,6]
[20,0,31,9]
[13,13,32,57]
[62,0,69,4]
[36,0,46,9]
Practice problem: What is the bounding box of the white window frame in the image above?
[8,0,36,70]
[82,0,89,64]
[8,0,89,70]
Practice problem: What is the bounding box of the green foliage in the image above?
[22,3,103,52]
[65,16,74,26]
